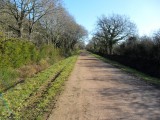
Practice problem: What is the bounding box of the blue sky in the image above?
[63,0,160,39]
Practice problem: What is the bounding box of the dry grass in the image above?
[17,59,50,78]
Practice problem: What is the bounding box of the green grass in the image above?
[0,55,77,120]
[35,56,77,120]
[92,53,160,87]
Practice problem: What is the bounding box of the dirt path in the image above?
[48,52,160,120]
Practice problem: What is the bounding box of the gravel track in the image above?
[48,52,160,120]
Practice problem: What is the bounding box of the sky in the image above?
[63,0,160,40]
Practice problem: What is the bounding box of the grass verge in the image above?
[0,55,77,120]
[92,53,160,87]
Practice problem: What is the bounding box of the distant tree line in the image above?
[87,14,160,78]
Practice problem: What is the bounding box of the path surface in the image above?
[48,52,160,120]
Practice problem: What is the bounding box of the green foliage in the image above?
[37,44,62,64]
[0,34,62,69]
[0,38,35,68]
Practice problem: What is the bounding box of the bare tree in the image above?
[39,5,87,51]
[154,29,160,46]
[27,0,59,39]
[95,14,137,54]
[1,0,58,38]
[1,0,34,37]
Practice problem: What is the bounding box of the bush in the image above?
[0,38,35,68]
[0,36,63,69]
[37,44,63,64]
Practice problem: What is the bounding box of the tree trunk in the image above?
[109,45,113,55]
[28,28,32,40]
[17,30,21,38]
[18,22,23,38]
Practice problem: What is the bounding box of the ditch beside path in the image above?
[48,52,160,120]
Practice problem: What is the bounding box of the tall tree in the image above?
[27,0,58,39]
[40,5,88,51]
[94,14,137,54]
[1,0,34,37]
[1,0,57,38]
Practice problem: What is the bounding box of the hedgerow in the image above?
[0,32,62,92]
[0,38,62,68]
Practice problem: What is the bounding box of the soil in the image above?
[48,52,160,120]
